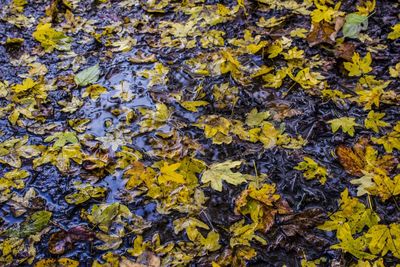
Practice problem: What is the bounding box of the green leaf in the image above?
[86,203,131,232]
[7,210,52,237]
[342,13,368,39]
[245,108,270,127]
[74,64,101,86]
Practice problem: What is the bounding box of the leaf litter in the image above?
[0,0,399,266]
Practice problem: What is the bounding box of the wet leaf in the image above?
[65,183,107,205]
[336,139,396,177]
[235,182,291,232]
[295,157,328,184]
[319,189,379,234]
[328,117,360,136]
[344,52,372,77]
[245,108,270,127]
[0,169,29,201]
[44,131,79,148]
[307,18,343,46]
[331,223,375,260]
[32,23,72,52]
[7,210,52,238]
[84,203,131,232]
[342,13,368,39]
[388,23,400,40]
[74,64,101,86]
[201,160,247,191]
[364,111,389,133]
[180,101,209,112]
[157,162,185,184]
[365,224,400,258]
[49,226,94,254]
[82,84,107,100]
[371,122,400,153]
[35,258,79,267]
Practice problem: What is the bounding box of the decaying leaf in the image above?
[48,226,94,254]
[336,138,396,177]
[235,182,291,232]
[307,17,344,46]
[35,258,79,267]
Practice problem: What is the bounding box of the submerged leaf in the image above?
[6,210,52,238]
[35,258,79,267]
[74,64,101,86]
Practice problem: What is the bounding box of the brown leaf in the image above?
[66,225,95,240]
[49,226,94,254]
[334,42,356,61]
[49,231,71,255]
[278,208,326,234]
[336,138,397,177]
[270,208,329,250]
[336,145,365,176]
[137,251,161,267]
[128,51,157,64]
[307,17,344,47]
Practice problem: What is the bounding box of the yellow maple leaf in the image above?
[365,223,400,258]
[388,23,400,40]
[368,169,400,201]
[158,162,185,184]
[344,52,372,76]
[328,117,360,136]
[295,157,328,184]
[180,101,209,112]
[201,160,247,191]
[389,62,400,78]
[138,63,169,87]
[82,84,107,100]
[319,190,380,234]
[331,223,375,260]
[32,23,72,52]
[364,111,389,133]
[12,78,37,94]
[372,122,400,153]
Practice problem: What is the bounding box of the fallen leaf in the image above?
[342,13,368,39]
[201,160,247,191]
[74,64,101,86]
